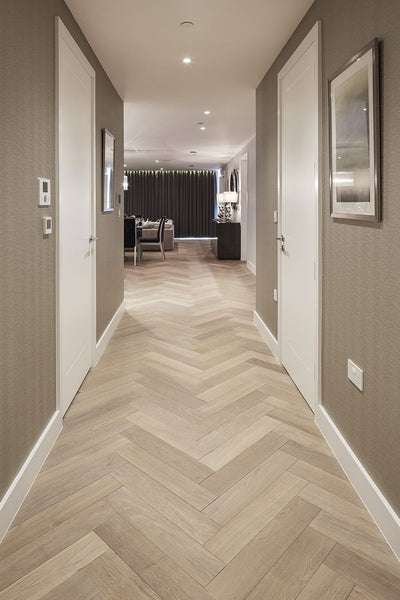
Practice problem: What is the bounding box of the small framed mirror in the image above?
[102,128,115,212]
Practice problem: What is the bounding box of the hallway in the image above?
[0,241,399,599]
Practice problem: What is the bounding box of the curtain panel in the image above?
[124,170,216,237]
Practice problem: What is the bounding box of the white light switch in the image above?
[273,210,278,224]
[273,288,278,302]
[38,177,51,206]
[42,216,52,235]
[347,359,363,391]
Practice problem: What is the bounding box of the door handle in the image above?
[89,235,98,243]
[276,234,285,251]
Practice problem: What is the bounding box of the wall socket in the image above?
[273,288,278,302]
[347,359,363,391]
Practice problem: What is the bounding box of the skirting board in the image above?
[253,310,280,362]
[247,261,256,275]
[94,300,125,366]
[316,405,400,561]
[0,411,62,543]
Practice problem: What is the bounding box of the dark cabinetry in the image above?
[211,220,241,260]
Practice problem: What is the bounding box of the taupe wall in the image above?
[256,0,400,514]
[0,1,123,500]
[223,138,257,270]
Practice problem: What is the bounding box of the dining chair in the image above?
[138,216,167,261]
[124,217,139,266]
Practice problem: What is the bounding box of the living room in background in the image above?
[124,169,216,237]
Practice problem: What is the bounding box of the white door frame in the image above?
[55,18,97,414]
[277,22,321,411]
[239,153,248,262]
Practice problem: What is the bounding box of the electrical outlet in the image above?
[273,288,278,302]
[347,359,363,391]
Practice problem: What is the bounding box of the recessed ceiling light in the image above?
[160,167,164,170]
[183,57,192,64]
[200,126,206,131]
[189,150,198,154]
[180,20,194,27]
[155,160,159,163]
[124,164,127,167]
[204,111,210,115]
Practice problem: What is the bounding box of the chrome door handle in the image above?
[89,235,98,243]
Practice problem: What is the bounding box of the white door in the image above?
[278,24,319,411]
[57,19,95,416]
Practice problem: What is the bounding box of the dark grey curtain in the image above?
[124,170,216,237]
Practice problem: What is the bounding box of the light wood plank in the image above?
[200,415,280,470]
[207,497,320,600]
[84,549,162,600]
[246,527,335,599]
[311,510,400,577]
[325,544,400,600]
[289,459,363,505]
[0,500,113,591]
[117,442,216,510]
[0,475,121,560]
[296,564,354,600]
[0,533,107,600]
[205,471,307,562]
[121,425,213,482]
[281,439,346,479]
[94,514,164,575]
[106,486,224,586]
[112,460,219,543]
[203,449,297,526]
[201,430,286,496]
[347,588,380,600]
[196,402,271,454]
[39,573,100,600]
[141,556,215,600]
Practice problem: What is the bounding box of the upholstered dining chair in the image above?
[124,217,139,266]
[138,216,167,261]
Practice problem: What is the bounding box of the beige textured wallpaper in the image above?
[0,0,123,500]
[256,0,400,514]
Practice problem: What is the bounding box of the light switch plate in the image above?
[38,177,51,206]
[347,359,363,391]
[42,216,52,235]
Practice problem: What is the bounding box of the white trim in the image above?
[247,261,256,275]
[240,153,248,262]
[56,18,96,416]
[0,412,62,543]
[277,22,321,412]
[253,311,280,362]
[315,406,400,561]
[93,301,125,366]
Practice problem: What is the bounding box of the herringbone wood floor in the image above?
[1,240,399,599]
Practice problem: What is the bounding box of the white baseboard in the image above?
[93,300,125,366]
[315,405,400,561]
[253,310,280,361]
[0,411,62,543]
[247,261,256,275]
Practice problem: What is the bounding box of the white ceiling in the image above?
[65,0,314,170]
